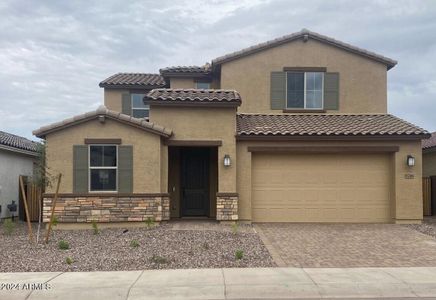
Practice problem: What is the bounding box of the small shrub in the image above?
[51,216,58,227]
[235,250,244,260]
[58,240,70,250]
[2,218,15,235]
[130,240,139,248]
[91,220,100,235]
[231,222,239,235]
[145,217,155,229]
[65,257,73,265]
[150,255,167,264]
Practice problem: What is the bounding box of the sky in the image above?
[0,0,435,140]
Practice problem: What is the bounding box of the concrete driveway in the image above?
[255,223,436,267]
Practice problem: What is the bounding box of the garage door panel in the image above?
[252,153,391,223]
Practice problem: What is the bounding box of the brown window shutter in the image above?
[121,92,131,115]
[118,145,133,193]
[324,72,339,110]
[73,145,88,193]
[270,72,286,110]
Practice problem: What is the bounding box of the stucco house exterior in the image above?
[33,29,429,225]
[423,132,436,216]
[0,131,38,219]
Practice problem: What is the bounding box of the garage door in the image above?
[252,153,391,223]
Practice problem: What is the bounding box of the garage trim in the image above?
[247,145,399,153]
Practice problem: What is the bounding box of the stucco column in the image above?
[393,141,423,224]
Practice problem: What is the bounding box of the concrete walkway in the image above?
[1,267,436,299]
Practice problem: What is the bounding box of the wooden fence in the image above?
[423,177,432,216]
[18,176,43,222]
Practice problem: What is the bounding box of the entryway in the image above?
[168,146,218,219]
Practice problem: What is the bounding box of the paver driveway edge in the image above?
[254,223,436,267]
[253,224,286,267]
[2,268,436,299]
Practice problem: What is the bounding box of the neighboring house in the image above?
[33,29,429,225]
[423,132,436,216]
[0,131,38,219]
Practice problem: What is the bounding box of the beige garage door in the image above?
[252,153,392,223]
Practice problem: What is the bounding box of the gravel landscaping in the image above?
[0,221,275,272]
[406,221,436,239]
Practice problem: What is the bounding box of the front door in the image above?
[181,148,209,216]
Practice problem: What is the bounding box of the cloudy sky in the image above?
[1,0,435,140]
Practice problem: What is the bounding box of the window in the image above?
[131,93,149,118]
[286,72,323,109]
[195,82,211,89]
[89,145,117,192]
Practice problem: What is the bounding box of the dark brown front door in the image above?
[181,148,209,216]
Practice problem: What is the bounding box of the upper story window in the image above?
[89,145,117,192]
[286,72,324,109]
[131,93,149,118]
[195,82,211,89]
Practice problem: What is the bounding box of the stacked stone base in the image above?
[43,194,170,223]
[216,193,238,221]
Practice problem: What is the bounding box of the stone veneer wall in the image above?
[42,195,170,223]
[216,194,238,221]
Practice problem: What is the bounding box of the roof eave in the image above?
[236,134,429,141]
[146,100,241,108]
[99,83,167,89]
[33,114,172,139]
[212,31,397,70]
[0,144,38,157]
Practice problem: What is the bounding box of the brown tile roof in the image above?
[0,131,39,153]
[145,89,242,107]
[33,106,172,138]
[423,132,436,149]
[236,114,428,139]
[160,64,211,75]
[99,73,166,88]
[213,29,397,70]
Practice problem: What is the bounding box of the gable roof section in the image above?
[213,29,397,70]
[145,89,241,107]
[159,65,211,77]
[99,73,166,89]
[33,106,172,138]
[237,114,428,140]
[0,131,39,155]
[423,132,436,150]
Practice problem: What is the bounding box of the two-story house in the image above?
[34,29,429,225]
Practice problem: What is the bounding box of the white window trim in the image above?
[88,144,118,193]
[285,72,324,110]
[131,94,149,117]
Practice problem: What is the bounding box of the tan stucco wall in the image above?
[150,106,237,192]
[169,78,195,89]
[45,118,163,194]
[423,150,436,177]
[220,39,388,114]
[236,139,422,223]
[104,89,125,112]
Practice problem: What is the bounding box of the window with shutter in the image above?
[286,72,324,109]
[89,145,117,192]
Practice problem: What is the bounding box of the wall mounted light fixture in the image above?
[224,154,231,167]
[406,155,415,167]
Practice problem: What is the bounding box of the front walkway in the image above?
[2,267,436,299]
[255,223,436,267]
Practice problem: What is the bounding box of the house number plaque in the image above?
[404,174,415,179]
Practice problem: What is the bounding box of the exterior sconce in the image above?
[223,154,231,167]
[406,155,415,167]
